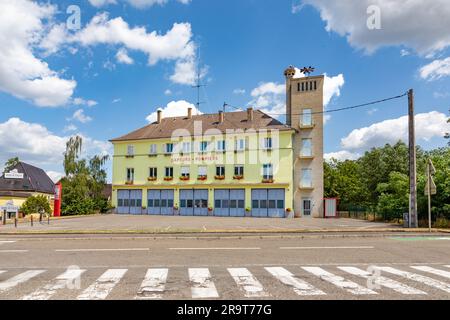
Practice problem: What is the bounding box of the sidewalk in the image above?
[1,213,442,235]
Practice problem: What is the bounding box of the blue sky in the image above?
[0,0,449,181]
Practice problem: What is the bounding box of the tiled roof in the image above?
[0,162,55,194]
[110,110,293,142]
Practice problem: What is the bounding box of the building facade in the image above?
[111,66,324,218]
[0,162,55,218]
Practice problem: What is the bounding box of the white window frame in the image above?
[149,167,157,178]
[301,168,313,188]
[262,164,273,180]
[199,141,209,152]
[198,166,207,177]
[126,168,134,181]
[216,166,225,176]
[301,138,313,157]
[182,142,191,153]
[235,138,245,151]
[263,137,273,150]
[165,143,174,154]
[165,167,173,177]
[149,144,157,155]
[216,140,226,152]
[234,165,244,176]
[181,166,190,177]
[127,145,134,156]
[301,109,312,126]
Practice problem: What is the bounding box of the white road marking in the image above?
[0,270,46,293]
[0,250,28,253]
[136,268,168,300]
[338,266,426,295]
[0,271,5,276]
[302,267,377,295]
[22,268,86,300]
[55,248,149,252]
[169,247,260,250]
[265,267,325,296]
[0,241,15,245]
[411,266,450,280]
[228,268,269,298]
[280,246,374,250]
[189,268,219,299]
[77,269,127,300]
[377,266,450,293]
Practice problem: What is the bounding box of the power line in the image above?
[225,92,408,116]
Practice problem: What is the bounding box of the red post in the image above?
[54,182,62,217]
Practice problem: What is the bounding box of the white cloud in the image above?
[146,100,202,122]
[0,117,111,174]
[73,97,98,107]
[324,150,360,161]
[248,73,344,119]
[400,49,410,57]
[341,111,450,151]
[71,109,93,123]
[46,170,64,183]
[0,0,76,107]
[164,89,172,95]
[299,0,450,56]
[367,108,378,115]
[112,98,122,103]
[419,57,450,81]
[233,88,246,95]
[63,124,77,132]
[88,0,191,8]
[116,48,134,65]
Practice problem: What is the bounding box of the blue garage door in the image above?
[214,189,245,217]
[147,190,174,215]
[117,190,142,215]
[180,189,208,216]
[251,189,285,218]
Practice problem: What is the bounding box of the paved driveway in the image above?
[0,214,401,233]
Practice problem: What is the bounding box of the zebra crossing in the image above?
[0,265,450,299]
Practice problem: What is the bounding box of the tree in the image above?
[60,136,110,215]
[445,109,449,146]
[20,195,51,216]
[3,157,19,173]
[376,172,409,220]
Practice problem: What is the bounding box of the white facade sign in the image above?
[1,200,19,213]
[4,169,24,179]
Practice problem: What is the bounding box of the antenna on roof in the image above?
[223,102,243,112]
[192,47,206,110]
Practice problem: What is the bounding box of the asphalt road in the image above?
[0,234,450,300]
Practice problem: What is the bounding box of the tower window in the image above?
[314,81,317,90]
[301,82,305,91]
[297,82,301,92]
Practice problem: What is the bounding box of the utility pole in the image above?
[408,89,418,228]
[425,159,437,233]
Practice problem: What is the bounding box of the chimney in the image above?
[187,107,192,119]
[218,110,224,123]
[247,107,254,122]
[157,110,162,123]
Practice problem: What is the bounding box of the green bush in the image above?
[20,195,51,216]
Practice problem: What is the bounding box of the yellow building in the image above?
[111,66,324,218]
[0,162,55,218]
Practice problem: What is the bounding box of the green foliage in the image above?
[20,195,51,216]
[325,142,450,222]
[61,136,109,216]
[3,157,19,173]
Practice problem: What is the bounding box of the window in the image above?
[301,82,305,92]
[200,141,209,152]
[149,144,157,155]
[149,167,157,178]
[263,137,272,150]
[301,109,312,126]
[314,81,317,90]
[263,164,273,180]
[126,168,134,181]
[302,198,312,216]
[181,166,190,178]
[164,143,174,154]
[235,138,245,151]
[127,145,134,156]
[301,138,312,157]
[165,167,173,178]
[198,166,207,177]
[216,140,226,152]
[234,165,244,176]
[182,142,191,153]
[301,168,312,188]
[216,166,225,176]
